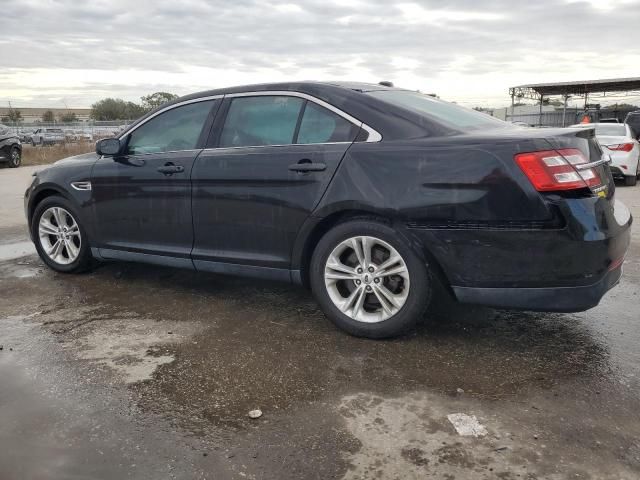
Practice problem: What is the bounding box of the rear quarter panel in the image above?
[315,137,553,224]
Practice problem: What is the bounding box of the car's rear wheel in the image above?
[310,219,432,338]
[31,196,93,273]
[8,146,21,168]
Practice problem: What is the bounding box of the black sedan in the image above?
[24,82,631,338]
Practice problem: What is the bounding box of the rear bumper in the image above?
[610,166,635,179]
[405,195,632,312]
[452,264,623,312]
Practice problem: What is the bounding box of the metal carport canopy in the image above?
[510,77,640,98]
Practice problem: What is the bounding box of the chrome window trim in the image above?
[118,90,382,148]
[224,91,382,143]
[200,142,353,153]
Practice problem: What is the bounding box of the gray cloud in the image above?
[1,0,640,107]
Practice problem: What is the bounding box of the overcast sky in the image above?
[2,0,640,109]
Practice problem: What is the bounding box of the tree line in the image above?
[89,92,178,121]
[1,92,178,124]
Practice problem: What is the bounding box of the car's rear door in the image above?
[191,93,362,275]
[91,98,220,264]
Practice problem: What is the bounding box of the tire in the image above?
[31,139,36,147]
[8,146,21,168]
[310,219,432,338]
[31,196,93,273]
[624,175,637,186]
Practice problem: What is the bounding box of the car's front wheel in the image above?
[310,219,432,338]
[31,196,93,273]
[624,175,637,186]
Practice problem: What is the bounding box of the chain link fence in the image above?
[3,120,134,141]
[506,106,637,127]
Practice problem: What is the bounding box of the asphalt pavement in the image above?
[1,164,639,479]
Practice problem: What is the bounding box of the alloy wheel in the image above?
[10,148,20,167]
[324,235,410,323]
[38,207,82,265]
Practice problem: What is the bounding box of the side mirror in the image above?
[96,138,122,156]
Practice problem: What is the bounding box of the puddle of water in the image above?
[0,241,36,262]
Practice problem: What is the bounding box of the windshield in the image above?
[595,124,626,136]
[367,90,508,132]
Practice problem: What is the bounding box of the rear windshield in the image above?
[367,90,508,131]
[595,124,626,136]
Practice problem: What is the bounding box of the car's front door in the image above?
[91,99,219,264]
[191,93,362,276]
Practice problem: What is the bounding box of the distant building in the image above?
[0,107,91,124]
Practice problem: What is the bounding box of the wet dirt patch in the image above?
[0,242,35,261]
[0,257,43,278]
[337,390,640,480]
[69,315,200,384]
[338,392,504,479]
[1,255,639,479]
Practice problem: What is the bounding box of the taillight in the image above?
[514,148,601,192]
[606,143,634,152]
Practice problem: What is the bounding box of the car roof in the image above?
[176,80,399,102]
[121,80,426,141]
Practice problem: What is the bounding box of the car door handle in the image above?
[288,162,327,172]
[157,163,184,175]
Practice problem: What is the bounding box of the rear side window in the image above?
[595,124,626,136]
[126,100,214,155]
[219,96,303,148]
[367,90,507,132]
[296,102,360,144]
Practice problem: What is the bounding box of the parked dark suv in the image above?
[24,82,631,338]
[0,125,22,168]
[625,110,640,139]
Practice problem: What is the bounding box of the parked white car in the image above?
[570,123,640,186]
[64,129,94,142]
[30,128,65,146]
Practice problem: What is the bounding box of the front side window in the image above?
[219,96,303,148]
[296,102,360,144]
[126,100,214,155]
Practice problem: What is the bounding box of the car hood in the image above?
[53,151,100,167]
[0,132,17,142]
